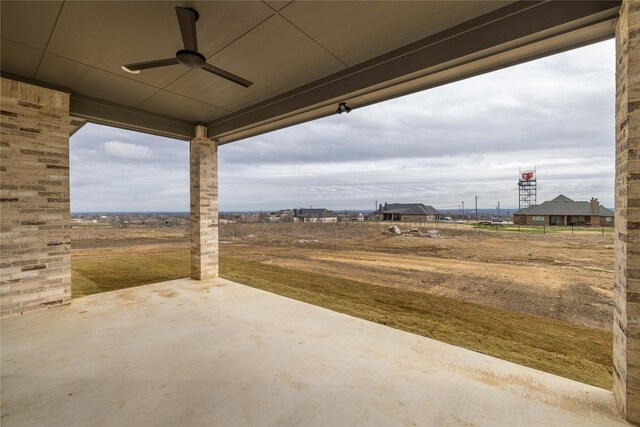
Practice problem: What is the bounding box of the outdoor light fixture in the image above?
[336,102,351,114]
[121,65,141,74]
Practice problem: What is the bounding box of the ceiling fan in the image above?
[121,7,253,88]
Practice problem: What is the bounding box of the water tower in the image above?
[518,169,537,209]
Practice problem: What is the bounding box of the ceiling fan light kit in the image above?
[121,7,253,88]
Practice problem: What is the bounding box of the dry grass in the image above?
[220,255,613,390]
[70,246,613,389]
[71,251,190,297]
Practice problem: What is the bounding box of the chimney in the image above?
[590,198,599,214]
[384,202,388,209]
[379,203,383,212]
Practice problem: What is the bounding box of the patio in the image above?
[0,278,628,426]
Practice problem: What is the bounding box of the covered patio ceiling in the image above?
[1,1,620,143]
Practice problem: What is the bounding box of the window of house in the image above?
[606,217,612,223]
[532,216,544,222]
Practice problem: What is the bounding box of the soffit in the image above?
[279,1,507,67]
[0,1,619,142]
[263,1,292,12]
[165,14,348,112]
[0,1,63,51]
[138,90,229,123]
[209,1,620,143]
[69,117,87,136]
[44,1,274,89]
[37,53,159,107]
[0,39,43,78]
[0,0,517,126]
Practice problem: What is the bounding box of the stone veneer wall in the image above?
[614,0,640,423]
[190,125,219,280]
[0,78,71,317]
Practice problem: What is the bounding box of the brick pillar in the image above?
[614,0,640,422]
[0,78,71,317]
[190,125,218,280]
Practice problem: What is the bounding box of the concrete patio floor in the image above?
[0,278,628,426]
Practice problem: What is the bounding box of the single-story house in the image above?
[376,203,440,222]
[513,195,614,226]
[293,208,337,223]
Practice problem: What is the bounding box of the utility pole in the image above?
[475,195,478,221]
[462,201,464,217]
[497,201,501,218]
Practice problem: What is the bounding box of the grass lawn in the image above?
[71,250,613,390]
[474,224,615,234]
[72,251,190,297]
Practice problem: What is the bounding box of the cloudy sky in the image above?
[70,39,615,213]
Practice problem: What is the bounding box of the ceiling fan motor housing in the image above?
[176,50,206,68]
[185,8,199,21]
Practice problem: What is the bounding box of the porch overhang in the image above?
[0,1,620,142]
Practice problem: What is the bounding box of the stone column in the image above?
[0,78,71,317]
[190,125,218,280]
[614,0,640,422]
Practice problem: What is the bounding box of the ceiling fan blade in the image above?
[175,7,198,52]
[122,58,179,71]
[202,63,253,88]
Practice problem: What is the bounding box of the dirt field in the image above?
[218,222,614,330]
[72,222,615,330]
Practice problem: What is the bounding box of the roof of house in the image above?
[514,195,614,216]
[376,203,440,215]
[294,208,336,219]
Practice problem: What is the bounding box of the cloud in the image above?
[71,39,615,212]
[70,127,188,212]
[218,39,615,210]
[103,141,152,159]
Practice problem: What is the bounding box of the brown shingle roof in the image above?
[514,195,613,216]
[376,203,440,215]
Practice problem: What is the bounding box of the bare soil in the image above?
[71,226,189,259]
[72,222,615,330]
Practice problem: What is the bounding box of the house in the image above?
[293,208,337,223]
[351,213,365,222]
[376,203,440,222]
[513,195,614,226]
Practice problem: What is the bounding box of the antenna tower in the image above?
[518,168,537,209]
